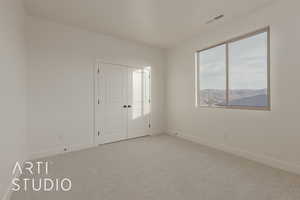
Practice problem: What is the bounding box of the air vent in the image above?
[206,14,224,24]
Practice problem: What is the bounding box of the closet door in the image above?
[95,63,128,144]
[127,68,151,139]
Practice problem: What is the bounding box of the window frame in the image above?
[195,27,270,111]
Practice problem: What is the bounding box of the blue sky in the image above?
[199,32,267,90]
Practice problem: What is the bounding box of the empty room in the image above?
[1,0,300,199]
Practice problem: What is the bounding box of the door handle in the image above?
[123,105,127,108]
[127,105,132,108]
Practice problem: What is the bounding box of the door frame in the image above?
[94,60,151,145]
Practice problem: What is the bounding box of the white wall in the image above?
[166,0,300,174]
[26,16,166,158]
[0,0,27,199]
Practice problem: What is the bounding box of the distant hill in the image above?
[200,89,267,106]
[228,94,268,107]
[199,89,226,106]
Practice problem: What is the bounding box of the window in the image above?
[196,27,270,110]
[199,44,226,106]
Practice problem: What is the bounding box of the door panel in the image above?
[95,64,128,144]
[127,68,151,139]
[95,64,151,144]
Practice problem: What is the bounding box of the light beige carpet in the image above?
[11,134,300,200]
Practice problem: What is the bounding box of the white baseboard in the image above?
[29,143,97,160]
[28,129,164,160]
[166,130,300,175]
[149,129,165,136]
[28,131,163,160]
[1,160,25,200]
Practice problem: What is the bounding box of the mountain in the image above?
[228,94,268,107]
[199,89,226,106]
[199,89,267,107]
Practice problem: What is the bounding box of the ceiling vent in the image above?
[206,14,224,24]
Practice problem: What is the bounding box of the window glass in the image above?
[197,28,269,110]
[228,32,268,107]
[199,44,226,106]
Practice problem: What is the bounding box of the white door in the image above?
[127,68,151,139]
[95,63,151,144]
[95,63,128,144]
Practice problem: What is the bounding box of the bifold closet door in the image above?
[95,63,128,144]
[127,68,151,139]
